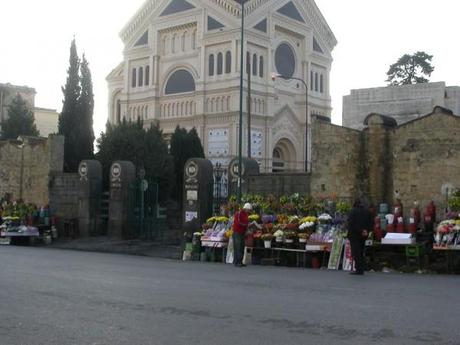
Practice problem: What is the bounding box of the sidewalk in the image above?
[49,236,182,260]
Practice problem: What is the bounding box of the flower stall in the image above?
[185,193,460,273]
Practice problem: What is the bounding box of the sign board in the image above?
[186,190,198,201]
[185,211,198,222]
[328,237,344,270]
[342,240,353,271]
[141,179,148,192]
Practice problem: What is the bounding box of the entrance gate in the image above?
[126,179,166,240]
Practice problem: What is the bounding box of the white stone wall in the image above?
[33,107,59,137]
[107,0,336,172]
[343,82,460,130]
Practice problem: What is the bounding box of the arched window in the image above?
[320,74,324,93]
[246,51,250,74]
[315,72,318,92]
[225,51,231,73]
[138,67,144,87]
[165,69,196,95]
[259,56,264,77]
[132,68,137,88]
[145,65,150,86]
[252,54,257,76]
[209,54,215,76]
[217,52,223,75]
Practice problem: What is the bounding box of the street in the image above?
[0,246,458,345]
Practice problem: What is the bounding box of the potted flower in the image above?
[284,230,297,244]
[273,229,284,243]
[318,213,332,224]
[261,233,274,248]
[298,232,309,243]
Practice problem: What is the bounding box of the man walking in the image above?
[347,200,373,275]
[232,203,252,267]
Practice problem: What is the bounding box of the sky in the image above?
[1,0,459,139]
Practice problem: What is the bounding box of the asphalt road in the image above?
[0,246,459,345]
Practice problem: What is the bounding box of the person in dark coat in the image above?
[347,199,374,275]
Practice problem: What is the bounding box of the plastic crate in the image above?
[405,244,425,257]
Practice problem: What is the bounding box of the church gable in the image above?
[276,1,305,24]
[160,0,195,17]
[253,18,267,33]
[134,31,149,46]
[313,37,324,54]
[272,105,302,141]
[207,16,225,31]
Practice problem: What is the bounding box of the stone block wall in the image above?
[0,135,64,205]
[247,173,310,197]
[49,173,80,229]
[310,117,362,201]
[391,109,460,213]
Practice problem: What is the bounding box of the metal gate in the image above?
[127,179,166,240]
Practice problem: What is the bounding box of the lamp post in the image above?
[237,0,245,204]
[214,162,223,215]
[271,73,309,172]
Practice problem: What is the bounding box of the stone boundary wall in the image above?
[0,135,64,205]
[246,173,310,197]
[310,117,363,201]
[49,173,80,232]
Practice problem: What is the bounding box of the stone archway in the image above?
[273,138,297,172]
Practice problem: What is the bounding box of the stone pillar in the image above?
[365,114,397,205]
[78,160,102,237]
[108,161,136,238]
[183,158,214,225]
[227,157,260,196]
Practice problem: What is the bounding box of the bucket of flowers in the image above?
[261,233,274,248]
[253,229,263,248]
[284,230,297,244]
[273,229,284,246]
[297,232,310,243]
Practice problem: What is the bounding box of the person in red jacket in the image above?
[232,203,252,267]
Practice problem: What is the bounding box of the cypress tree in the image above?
[170,126,205,202]
[2,94,39,139]
[59,39,81,172]
[78,54,95,159]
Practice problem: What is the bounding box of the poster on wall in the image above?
[208,128,229,157]
[250,129,263,158]
[185,211,198,222]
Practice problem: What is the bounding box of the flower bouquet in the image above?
[261,233,274,248]
[435,220,460,246]
[249,214,260,222]
[277,214,289,224]
[273,229,284,243]
[298,232,310,243]
[318,213,332,224]
[284,230,297,244]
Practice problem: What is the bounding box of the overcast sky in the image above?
[1,0,459,139]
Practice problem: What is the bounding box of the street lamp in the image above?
[237,0,246,204]
[271,73,310,172]
[214,162,223,215]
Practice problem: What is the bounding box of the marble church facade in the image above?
[107,0,336,172]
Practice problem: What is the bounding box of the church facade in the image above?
[107,0,336,172]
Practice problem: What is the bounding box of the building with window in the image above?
[107,0,336,172]
[0,83,58,137]
[343,82,460,130]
